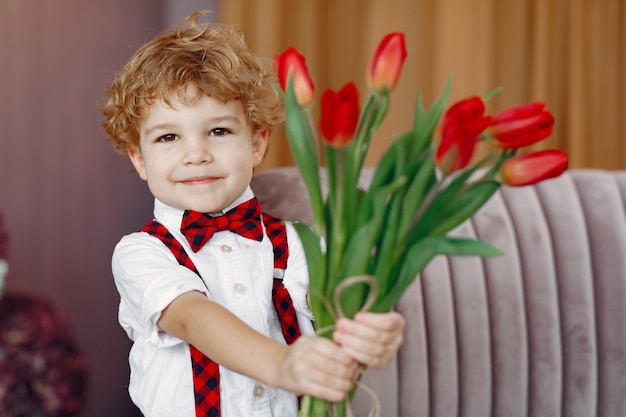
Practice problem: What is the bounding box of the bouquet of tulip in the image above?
[275,33,567,417]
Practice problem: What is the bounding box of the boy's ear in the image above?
[128,147,147,180]
[252,129,269,168]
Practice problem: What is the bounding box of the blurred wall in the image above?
[0,1,215,416]
[220,0,626,172]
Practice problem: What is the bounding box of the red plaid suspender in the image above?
[140,213,302,417]
[262,214,302,343]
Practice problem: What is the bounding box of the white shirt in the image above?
[112,187,314,417]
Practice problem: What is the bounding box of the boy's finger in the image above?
[334,316,392,343]
[354,311,405,331]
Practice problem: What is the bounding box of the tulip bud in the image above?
[490,102,555,149]
[275,47,315,107]
[367,32,407,93]
[436,97,491,173]
[499,149,568,186]
[320,82,360,148]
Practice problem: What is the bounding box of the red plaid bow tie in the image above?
[180,198,264,252]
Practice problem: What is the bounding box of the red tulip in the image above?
[499,149,568,186]
[367,32,407,93]
[490,102,555,149]
[320,82,360,147]
[436,97,491,173]
[275,47,315,107]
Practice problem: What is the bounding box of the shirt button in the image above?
[220,245,232,253]
[253,384,266,398]
[233,283,247,295]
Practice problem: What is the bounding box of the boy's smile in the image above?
[129,87,268,214]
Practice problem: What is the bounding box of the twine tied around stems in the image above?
[309,275,382,417]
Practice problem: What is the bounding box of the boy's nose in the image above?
[183,139,213,165]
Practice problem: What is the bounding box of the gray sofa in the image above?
[251,167,626,417]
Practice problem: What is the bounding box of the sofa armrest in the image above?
[252,168,626,417]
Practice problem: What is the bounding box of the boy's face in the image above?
[128,88,268,214]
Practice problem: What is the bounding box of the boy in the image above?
[102,12,404,417]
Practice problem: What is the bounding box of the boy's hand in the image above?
[273,336,359,402]
[332,311,405,369]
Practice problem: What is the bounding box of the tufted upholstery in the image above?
[251,167,626,417]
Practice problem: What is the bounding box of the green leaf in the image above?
[337,203,387,317]
[372,237,439,311]
[349,91,391,179]
[373,236,503,311]
[368,130,413,192]
[412,75,453,156]
[371,190,404,294]
[340,223,379,279]
[429,180,500,236]
[398,153,437,234]
[292,222,330,326]
[410,165,479,240]
[283,74,325,235]
[434,236,504,257]
[483,86,503,101]
[422,150,512,236]
[293,222,325,286]
[367,77,448,196]
[334,172,407,315]
[358,169,407,229]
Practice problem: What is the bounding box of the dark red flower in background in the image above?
[0,292,88,416]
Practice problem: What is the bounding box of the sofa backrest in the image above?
[251,168,626,417]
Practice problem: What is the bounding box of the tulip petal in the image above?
[367,32,407,92]
[490,102,555,149]
[436,96,491,173]
[320,82,360,147]
[274,47,315,107]
[499,149,568,186]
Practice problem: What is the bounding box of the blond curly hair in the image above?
[102,11,284,155]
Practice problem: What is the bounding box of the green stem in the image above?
[303,113,326,238]
[350,91,389,181]
[326,147,346,299]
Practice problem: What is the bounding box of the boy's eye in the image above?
[209,128,231,137]
[157,134,178,143]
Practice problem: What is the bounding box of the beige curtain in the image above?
[218,0,625,171]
